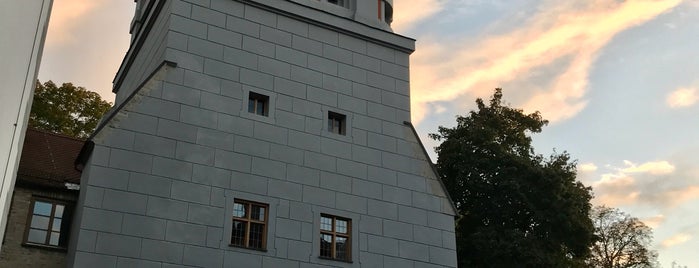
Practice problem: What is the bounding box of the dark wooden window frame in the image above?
[319,214,352,262]
[22,196,72,250]
[248,92,270,116]
[328,111,346,135]
[230,199,269,251]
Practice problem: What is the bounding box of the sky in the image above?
[38,0,699,266]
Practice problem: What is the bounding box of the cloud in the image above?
[621,160,675,175]
[662,233,692,248]
[666,87,699,108]
[408,0,682,124]
[591,158,699,209]
[391,0,444,33]
[579,163,598,172]
[45,0,101,46]
[642,214,666,229]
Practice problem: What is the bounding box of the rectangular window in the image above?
[248,92,269,116]
[327,0,349,8]
[24,198,71,248]
[328,111,346,135]
[320,214,351,261]
[230,199,268,250]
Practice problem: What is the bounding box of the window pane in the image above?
[249,223,265,249]
[248,99,255,113]
[54,205,64,218]
[258,101,265,115]
[335,219,348,234]
[320,216,332,231]
[51,218,62,232]
[30,215,50,230]
[27,229,47,244]
[335,236,348,260]
[33,201,52,216]
[320,234,333,258]
[233,203,247,218]
[49,232,60,246]
[231,220,247,246]
[251,205,265,221]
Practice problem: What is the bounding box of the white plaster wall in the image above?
[0,0,53,253]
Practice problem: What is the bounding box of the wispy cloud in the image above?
[46,0,101,46]
[662,233,692,248]
[620,160,675,175]
[666,87,699,108]
[391,0,444,33]
[591,159,699,209]
[642,214,666,229]
[579,163,599,172]
[408,0,682,124]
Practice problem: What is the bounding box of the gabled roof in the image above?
[17,129,84,189]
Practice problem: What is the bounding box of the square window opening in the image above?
[328,111,346,135]
[230,199,269,251]
[319,214,352,262]
[248,92,270,116]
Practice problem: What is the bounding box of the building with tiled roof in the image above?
[0,129,84,267]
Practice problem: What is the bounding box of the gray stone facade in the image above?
[67,0,457,267]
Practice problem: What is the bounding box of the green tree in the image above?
[430,88,595,267]
[29,80,112,139]
[589,206,658,268]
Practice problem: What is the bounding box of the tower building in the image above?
[67,0,457,267]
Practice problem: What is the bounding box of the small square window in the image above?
[24,198,72,248]
[319,214,351,261]
[326,0,349,8]
[230,199,268,250]
[328,112,346,135]
[248,92,270,116]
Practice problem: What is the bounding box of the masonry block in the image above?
[152,156,193,181]
[171,180,211,204]
[275,77,306,99]
[157,118,197,143]
[166,221,207,246]
[307,55,337,76]
[352,178,382,200]
[218,113,254,137]
[322,74,352,95]
[141,239,184,263]
[102,189,148,215]
[182,245,223,267]
[88,166,129,190]
[368,199,398,221]
[261,26,292,47]
[302,186,335,207]
[231,171,269,195]
[224,251,262,268]
[122,214,166,240]
[146,196,189,221]
[95,233,142,258]
[287,240,312,262]
[214,149,252,172]
[290,65,322,88]
[134,132,177,157]
[188,36,223,60]
[192,164,231,188]
[414,225,442,247]
[109,148,153,173]
[242,36,275,58]
[367,235,399,256]
[286,164,320,186]
[171,14,207,39]
[268,179,303,201]
[188,203,224,226]
[208,25,242,48]
[304,151,336,172]
[320,172,351,193]
[276,45,307,66]
[184,69,222,94]
[192,5,225,27]
[259,57,291,79]
[73,252,117,268]
[204,58,240,81]
[276,218,301,240]
[196,127,235,151]
[240,68,274,90]
[252,157,286,179]
[226,15,260,37]
[382,185,411,205]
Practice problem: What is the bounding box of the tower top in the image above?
[287,0,394,31]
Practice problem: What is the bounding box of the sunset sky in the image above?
[38,0,699,266]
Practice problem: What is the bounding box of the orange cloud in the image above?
[46,0,101,46]
[579,163,599,172]
[391,0,443,33]
[666,87,698,108]
[662,233,692,248]
[641,214,665,229]
[408,0,682,124]
[621,160,676,175]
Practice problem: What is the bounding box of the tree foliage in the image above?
[430,88,595,267]
[589,206,658,268]
[29,80,112,139]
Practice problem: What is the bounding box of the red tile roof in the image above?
[17,129,84,188]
